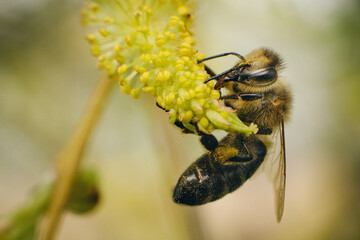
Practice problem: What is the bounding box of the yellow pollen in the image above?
[125,35,133,46]
[178,6,190,16]
[140,54,152,62]
[162,70,171,81]
[184,91,191,101]
[131,89,141,99]
[176,97,183,106]
[103,17,114,24]
[114,44,124,53]
[182,111,194,122]
[121,85,131,95]
[140,72,150,83]
[134,65,147,73]
[169,16,180,26]
[210,90,220,99]
[179,48,192,56]
[178,75,187,84]
[199,117,209,128]
[195,86,203,93]
[86,34,97,43]
[117,64,128,75]
[90,45,101,56]
[88,2,99,11]
[99,27,109,37]
[142,6,154,15]
[136,26,149,33]
[165,92,176,104]
[142,86,154,94]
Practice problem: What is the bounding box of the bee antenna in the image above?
[204,63,250,84]
[197,52,245,64]
[204,68,235,83]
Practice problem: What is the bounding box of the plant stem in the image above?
[37,72,114,240]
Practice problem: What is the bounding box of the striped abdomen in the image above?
[173,134,267,205]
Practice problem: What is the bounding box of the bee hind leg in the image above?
[228,141,254,163]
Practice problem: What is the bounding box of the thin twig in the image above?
[37,72,114,240]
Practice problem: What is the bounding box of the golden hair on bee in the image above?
[228,48,285,93]
[224,48,292,128]
[173,48,293,222]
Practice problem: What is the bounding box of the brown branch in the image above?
[37,72,114,240]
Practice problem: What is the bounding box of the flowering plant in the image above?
[82,0,257,135]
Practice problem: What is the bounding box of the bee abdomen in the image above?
[173,154,231,205]
[221,137,267,192]
[173,135,266,206]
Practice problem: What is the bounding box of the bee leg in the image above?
[156,102,169,112]
[222,135,254,163]
[173,120,196,134]
[256,126,273,135]
[172,118,219,150]
[220,95,239,100]
[200,134,218,151]
[174,119,219,150]
[230,141,254,163]
[239,93,263,101]
[156,102,197,134]
[173,119,208,135]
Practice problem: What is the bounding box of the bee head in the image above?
[230,48,284,88]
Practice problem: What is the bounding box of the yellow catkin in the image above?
[82,0,257,135]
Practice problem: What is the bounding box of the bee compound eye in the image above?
[250,68,277,82]
[239,68,277,86]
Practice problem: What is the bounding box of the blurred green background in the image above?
[1,0,359,239]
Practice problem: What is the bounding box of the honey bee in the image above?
[172,48,292,222]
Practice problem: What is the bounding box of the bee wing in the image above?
[275,119,286,222]
[261,119,286,222]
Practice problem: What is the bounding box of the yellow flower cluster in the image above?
[81,0,257,135]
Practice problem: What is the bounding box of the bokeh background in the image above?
[1,0,359,239]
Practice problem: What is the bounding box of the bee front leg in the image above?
[155,102,199,134]
[156,101,169,112]
[239,93,262,101]
[220,95,239,100]
[220,93,263,101]
[173,120,197,134]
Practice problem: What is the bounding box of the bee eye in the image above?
[241,68,277,86]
